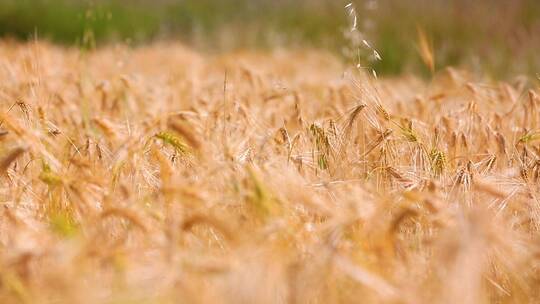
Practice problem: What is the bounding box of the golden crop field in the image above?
[0,40,540,304]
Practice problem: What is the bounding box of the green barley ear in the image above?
[309,123,330,170]
[155,131,189,154]
[246,166,279,219]
[429,148,446,177]
[39,161,62,186]
[518,131,540,145]
[167,119,201,151]
[49,210,78,238]
[1,271,30,303]
[399,119,418,143]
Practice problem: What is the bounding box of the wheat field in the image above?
[0,41,540,303]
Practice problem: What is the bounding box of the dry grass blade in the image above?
[181,213,235,242]
[334,254,398,299]
[100,208,149,233]
[362,128,392,157]
[92,117,117,140]
[473,178,510,199]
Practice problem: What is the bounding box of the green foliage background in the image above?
[0,0,539,76]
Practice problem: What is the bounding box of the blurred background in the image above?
[0,0,539,77]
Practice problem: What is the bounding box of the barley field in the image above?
[0,40,539,304]
[1,1,540,303]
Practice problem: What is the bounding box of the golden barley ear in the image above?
[416,25,435,73]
